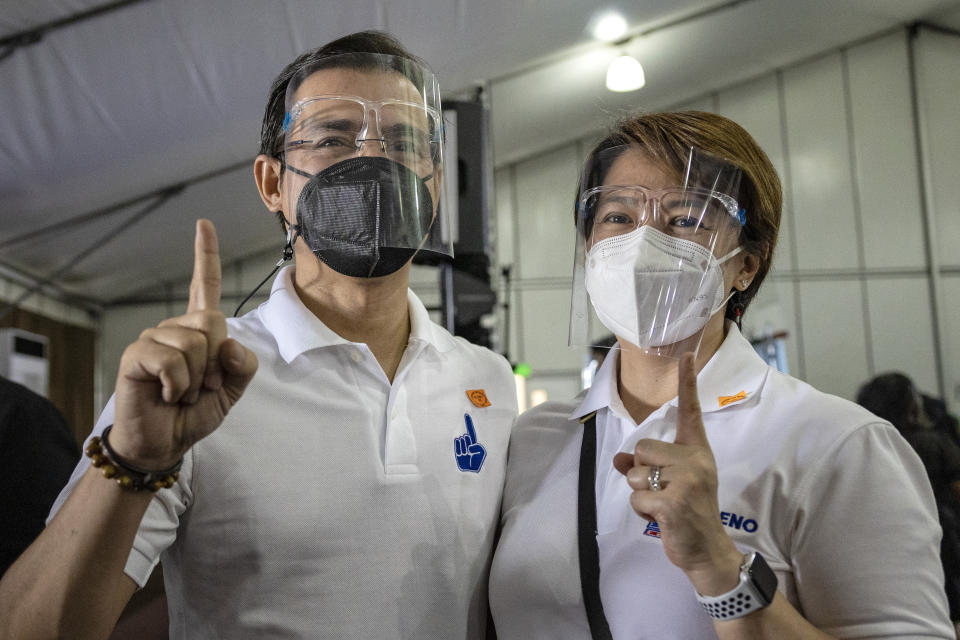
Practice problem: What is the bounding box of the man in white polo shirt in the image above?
[0,31,516,639]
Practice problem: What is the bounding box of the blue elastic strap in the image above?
[282,112,292,132]
[737,208,746,226]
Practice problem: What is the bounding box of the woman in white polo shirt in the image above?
[489,111,953,639]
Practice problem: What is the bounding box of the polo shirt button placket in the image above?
[384,387,418,475]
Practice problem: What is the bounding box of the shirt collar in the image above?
[691,322,769,412]
[570,323,769,420]
[258,266,457,364]
[407,284,458,354]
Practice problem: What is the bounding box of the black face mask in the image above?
[288,156,434,278]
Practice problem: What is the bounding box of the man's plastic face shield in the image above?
[280,53,452,261]
[282,94,442,179]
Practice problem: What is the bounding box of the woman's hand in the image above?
[109,219,259,469]
[612,352,743,595]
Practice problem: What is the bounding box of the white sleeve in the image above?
[46,395,192,588]
[790,421,953,638]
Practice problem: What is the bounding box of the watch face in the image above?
[747,552,779,604]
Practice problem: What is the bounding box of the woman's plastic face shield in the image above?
[569,145,744,357]
[280,53,452,259]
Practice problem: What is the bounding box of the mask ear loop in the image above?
[233,219,297,317]
[732,208,748,329]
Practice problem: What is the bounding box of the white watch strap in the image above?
[696,564,765,620]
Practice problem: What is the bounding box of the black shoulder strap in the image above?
[577,412,614,640]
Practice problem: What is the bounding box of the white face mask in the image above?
[584,225,741,348]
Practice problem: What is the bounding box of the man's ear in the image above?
[254,154,283,213]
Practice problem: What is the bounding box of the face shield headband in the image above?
[569,145,746,359]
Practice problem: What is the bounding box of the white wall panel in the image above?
[846,33,926,269]
[783,54,859,271]
[524,373,584,411]
[494,167,516,269]
[865,277,939,394]
[503,282,522,367]
[798,280,869,401]
[715,75,793,275]
[671,95,717,112]
[99,303,173,413]
[231,252,280,293]
[517,288,582,372]
[514,144,581,279]
[939,275,960,413]
[915,28,960,415]
[222,251,280,315]
[916,30,960,268]
[742,278,801,379]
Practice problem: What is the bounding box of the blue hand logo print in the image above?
[454,413,486,473]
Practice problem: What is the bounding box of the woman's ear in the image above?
[254,154,283,213]
[736,251,761,290]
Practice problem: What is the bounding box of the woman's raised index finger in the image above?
[674,352,708,446]
[188,219,222,312]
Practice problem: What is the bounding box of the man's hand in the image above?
[109,219,258,469]
[612,352,742,595]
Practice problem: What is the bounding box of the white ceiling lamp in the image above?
[589,11,644,93]
[591,13,628,42]
[605,53,645,92]
[592,0,754,93]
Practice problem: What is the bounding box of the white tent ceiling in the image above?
[2,0,960,311]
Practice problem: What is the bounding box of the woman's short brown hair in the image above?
[577,111,782,323]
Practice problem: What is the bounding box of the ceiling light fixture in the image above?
[592,13,627,42]
[595,0,754,93]
[605,54,645,92]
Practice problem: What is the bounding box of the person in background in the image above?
[0,31,516,639]
[489,110,953,638]
[0,375,79,578]
[857,372,960,633]
[925,393,960,449]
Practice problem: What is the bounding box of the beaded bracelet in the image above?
[85,425,182,492]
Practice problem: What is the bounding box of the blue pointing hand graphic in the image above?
[455,414,486,472]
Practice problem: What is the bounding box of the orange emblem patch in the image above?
[718,390,748,407]
[467,389,491,408]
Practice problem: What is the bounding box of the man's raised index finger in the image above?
[674,352,708,446]
[188,219,222,313]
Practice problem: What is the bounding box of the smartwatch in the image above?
[696,551,778,620]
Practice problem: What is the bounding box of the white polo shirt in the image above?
[490,324,952,639]
[51,266,517,639]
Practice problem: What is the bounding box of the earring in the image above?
[740,279,749,289]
